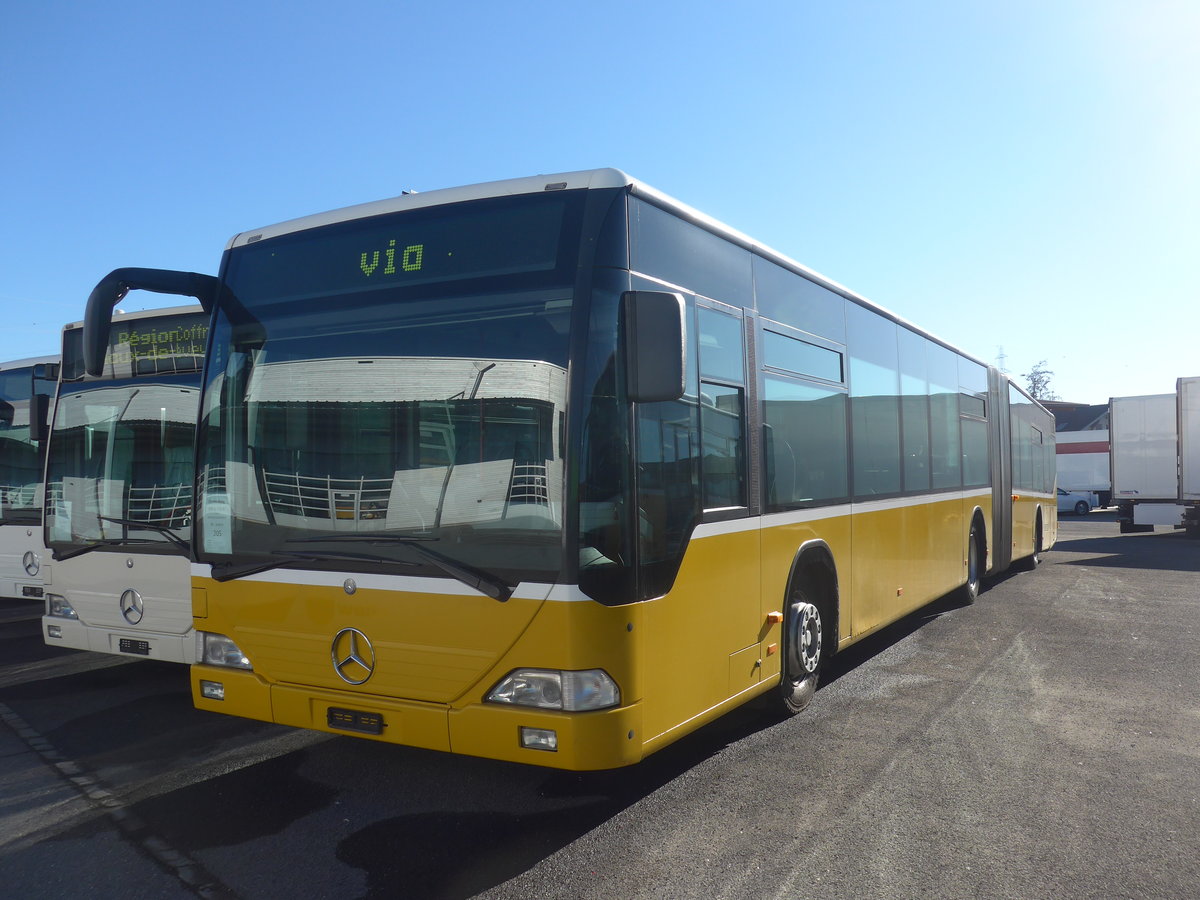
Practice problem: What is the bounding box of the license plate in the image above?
[22,586,44,598]
[327,707,385,735]
[118,638,150,655]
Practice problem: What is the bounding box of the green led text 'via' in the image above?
[360,241,424,277]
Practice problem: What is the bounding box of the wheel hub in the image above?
[791,602,822,675]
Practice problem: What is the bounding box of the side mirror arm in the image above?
[84,268,219,376]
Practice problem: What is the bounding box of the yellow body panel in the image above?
[191,492,1006,769]
[1011,493,1057,560]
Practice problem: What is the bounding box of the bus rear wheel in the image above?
[960,524,982,604]
[775,590,824,716]
[1019,519,1043,571]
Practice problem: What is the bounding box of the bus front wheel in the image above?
[775,590,824,715]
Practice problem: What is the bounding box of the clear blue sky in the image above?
[2,0,1196,405]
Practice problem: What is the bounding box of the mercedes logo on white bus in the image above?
[331,628,376,685]
[22,550,40,576]
[120,589,144,625]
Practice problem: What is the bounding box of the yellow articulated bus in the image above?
[42,306,208,662]
[82,170,1056,770]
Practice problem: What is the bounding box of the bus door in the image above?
[638,299,760,742]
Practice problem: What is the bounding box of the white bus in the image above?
[1,355,58,601]
[41,306,208,662]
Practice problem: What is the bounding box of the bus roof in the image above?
[224,168,996,374]
[0,354,59,371]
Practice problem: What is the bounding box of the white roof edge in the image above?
[0,353,60,370]
[61,303,206,333]
[225,168,634,250]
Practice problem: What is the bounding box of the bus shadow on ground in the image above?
[117,586,977,900]
[333,582,985,899]
[1050,531,1200,573]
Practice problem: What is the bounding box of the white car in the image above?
[1057,488,1097,516]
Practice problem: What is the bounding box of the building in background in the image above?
[1045,402,1109,507]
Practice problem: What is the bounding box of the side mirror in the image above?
[29,393,51,443]
[83,268,219,376]
[623,290,686,403]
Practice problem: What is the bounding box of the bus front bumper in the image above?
[43,617,195,663]
[191,664,644,770]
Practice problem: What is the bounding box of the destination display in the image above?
[62,313,209,380]
[227,193,577,303]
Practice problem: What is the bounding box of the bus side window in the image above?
[697,306,747,514]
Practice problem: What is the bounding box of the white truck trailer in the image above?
[1178,376,1200,537]
[1110,392,1183,532]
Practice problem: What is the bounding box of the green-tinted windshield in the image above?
[44,379,200,552]
[197,191,587,585]
[45,314,206,554]
[0,367,54,525]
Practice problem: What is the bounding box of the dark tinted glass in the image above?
[698,307,745,384]
[700,383,746,509]
[630,199,752,305]
[754,255,846,342]
[847,304,901,496]
[231,193,581,303]
[763,330,842,383]
[763,376,849,508]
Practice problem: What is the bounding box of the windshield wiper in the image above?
[286,535,514,602]
[208,548,419,583]
[53,538,163,561]
[100,516,190,552]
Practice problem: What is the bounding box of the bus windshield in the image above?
[45,314,206,556]
[197,191,586,585]
[0,366,54,526]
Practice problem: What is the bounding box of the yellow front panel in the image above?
[196,576,544,703]
[192,572,647,769]
[640,527,761,746]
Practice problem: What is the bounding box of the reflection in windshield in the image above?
[0,367,51,525]
[45,382,199,550]
[203,352,566,580]
[198,187,587,586]
[199,289,573,585]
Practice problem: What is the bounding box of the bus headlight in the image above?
[485,668,619,711]
[197,632,252,670]
[46,594,78,619]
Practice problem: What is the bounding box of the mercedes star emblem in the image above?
[120,589,144,625]
[22,550,40,577]
[331,627,376,685]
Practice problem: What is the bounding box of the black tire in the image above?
[959,524,982,604]
[1073,500,1090,517]
[1019,519,1043,570]
[772,588,824,716]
